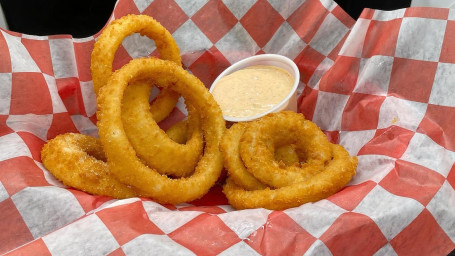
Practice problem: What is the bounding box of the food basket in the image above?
[1,0,454,255]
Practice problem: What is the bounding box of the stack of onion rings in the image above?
[221,111,357,210]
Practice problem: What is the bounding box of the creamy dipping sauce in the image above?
[211,65,294,118]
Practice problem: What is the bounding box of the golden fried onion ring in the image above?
[240,111,332,188]
[97,57,225,204]
[91,14,181,122]
[41,133,140,198]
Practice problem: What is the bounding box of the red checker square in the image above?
[189,185,229,206]
[328,181,377,211]
[449,163,455,190]
[379,160,445,206]
[418,104,455,152]
[362,19,402,58]
[358,126,414,158]
[112,45,133,71]
[391,209,455,255]
[0,156,49,196]
[240,0,284,48]
[107,248,126,256]
[404,7,449,20]
[288,0,329,44]
[192,0,237,44]
[388,58,438,103]
[74,40,95,82]
[0,31,11,72]
[319,56,361,95]
[68,188,112,213]
[298,86,318,121]
[143,0,187,34]
[10,72,53,115]
[48,34,72,40]
[359,9,375,19]
[158,107,186,131]
[294,46,326,84]
[46,113,79,140]
[0,115,14,136]
[168,213,241,256]
[113,0,140,18]
[21,38,53,76]
[341,93,386,131]
[178,206,226,215]
[56,77,86,116]
[331,5,355,28]
[97,201,164,246]
[324,130,340,144]
[5,238,51,256]
[189,46,231,88]
[440,21,455,64]
[245,211,316,256]
[17,131,46,162]
[0,198,34,255]
[320,212,387,256]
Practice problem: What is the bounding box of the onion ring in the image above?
[91,14,181,123]
[97,57,225,204]
[223,144,358,210]
[239,111,331,188]
[122,82,203,177]
[41,133,141,198]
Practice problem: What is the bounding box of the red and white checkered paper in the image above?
[1,0,455,255]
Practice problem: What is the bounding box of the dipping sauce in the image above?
[211,65,294,118]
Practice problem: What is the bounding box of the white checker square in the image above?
[80,81,97,117]
[449,9,455,21]
[354,56,394,96]
[218,241,260,256]
[103,198,141,210]
[222,0,256,20]
[267,0,304,19]
[43,214,120,256]
[7,114,53,141]
[0,133,32,162]
[146,210,202,234]
[285,201,346,238]
[350,155,396,185]
[263,22,306,60]
[374,243,398,256]
[215,23,260,64]
[175,0,210,17]
[0,182,9,203]
[43,73,67,114]
[122,234,195,256]
[1,31,40,73]
[429,62,455,107]
[0,73,12,115]
[320,0,337,11]
[401,133,455,177]
[172,20,213,66]
[49,38,78,78]
[372,9,405,21]
[133,0,154,13]
[21,34,48,40]
[339,18,371,58]
[12,186,85,238]
[426,181,455,243]
[395,17,446,62]
[309,13,350,56]
[308,57,334,89]
[122,33,156,59]
[303,239,332,256]
[339,129,376,156]
[353,185,424,240]
[377,96,427,131]
[218,208,271,239]
[312,91,349,131]
[71,115,98,137]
